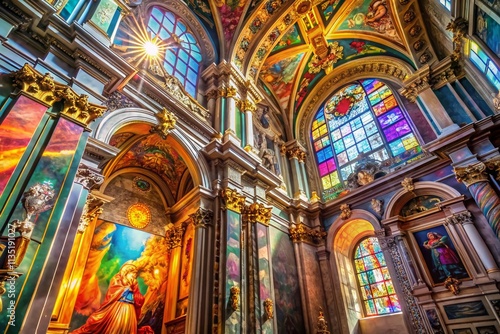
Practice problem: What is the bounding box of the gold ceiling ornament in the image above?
[339,203,351,220]
[127,203,151,229]
[308,40,344,76]
[295,0,312,15]
[150,107,177,139]
[454,162,489,187]
[220,188,246,213]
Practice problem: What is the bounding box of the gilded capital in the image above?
[226,86,238,98]
[150,107,177,139]
[189,207,213,228]
[166,223,186,249]
[238,100,256,112]
[454,162,488,187]
[56,88,107,127]
[12,64,58,105]
[78,193,104,233]
[242,203,272,225]
[287,147,307,162]
[206,89,218,100]
[289,223,326,244]
[75,164,104,190]
[485,156,500,180]
[221,188,246,213]
[445,211,472,226]
[399,75,430,103]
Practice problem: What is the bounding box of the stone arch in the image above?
[384,181,462,220]
[94,107,212,191]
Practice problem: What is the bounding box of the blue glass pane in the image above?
[163,62,174,75]
[337,151,348,165]
[176,59,188,74]
[316,150,326,163]
[340,165,352,179]
[361,112,373,125]
[165,50,177,63]
[178,49,189,62]
[368,133,383,149]
[324,146,334,159]
[351,117,363,130]
[340,123,352,135]
[346,146,358,160]
[189,58,199,71]
[163,18,174,33]
[344,133,355,147]
[174,71,184,84]
[148,18,160,33]
[186,82,195,96]
[333,139,345,153]
[353,128,366,142]
[389,139,406,156]
[357,139,370,153]
[470,51,487,71]
[187,68,197,83]
[165,11,176,25]
[159,28,170,40]
[331,129,342,140]
[151,7,163,19]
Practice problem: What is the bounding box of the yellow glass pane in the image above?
[319,124,328,136]
[322,175,332,189]
[402,136,418,149]
[330,171,340,186]
[312,129,320,140]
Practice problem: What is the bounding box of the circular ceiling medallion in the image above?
[127,203,151,229]
[133,177,151,192]
[296,0,312,15]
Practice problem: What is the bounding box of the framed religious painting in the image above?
[411,224,470,285]
[441,298,493,324]
[475,320,500,334]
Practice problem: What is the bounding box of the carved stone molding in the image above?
[339,203,351,220]
[78,193,104,233]
[150,107,177,139]
[189,207,214,228]
[371,198,384,216]
[237,100,256,112]
[289,223,326,244]
[401,177,415,194]
[445,211,473,226]
[287,147,307,162]
[162,75,210,121]
[104,91,138,112]
[221,188,246,213]
[165,223,187,250]
[12,64,106,126]
[399,74,430,103]
[242,203,272,225]
[206,89,218,100]
[74,164,104,190]
[454,162,489,187]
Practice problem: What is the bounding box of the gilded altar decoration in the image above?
[444,276,461,295]
[150,107,177,139]
[263,298,274,320]
[310,191,321,203]
[316,308,330,334]
[287,146,307,162]
[230,285,240,311]
[6,182,55,268]
[401,177,415,194]
[12,64,106,126]
[339,203,351,220]
[289,223,326,244]
[127,203,151,229]
[220,188,246,213]
[78,194,105,233]
[453,162,488,187]
[75,164,105,190]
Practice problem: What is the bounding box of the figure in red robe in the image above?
[71,262,153,334]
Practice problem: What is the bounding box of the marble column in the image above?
[224,86,239,143]
[454,162,500,238]
[445,211,500,274]
[164,223,187,321]
[241,100,256,152]
[186,207,214,334]
[287,145,308,199]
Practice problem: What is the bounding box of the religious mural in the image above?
[271,24,304,53]
[256,224,272,332]
[269,227,305,334]
[443,301,489,320]
[318,0,343,25]
[413,225,469,285]
[70,221,170,334]
[476,7,500,57]
[400,195,443,217]
[225,210,242,332]
[425,308,445,334]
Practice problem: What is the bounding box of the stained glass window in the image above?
[439,0,451,10]
[147,6,202,97]
[469,41,500,90]
[354,237,401,316]
[311,80,421,199]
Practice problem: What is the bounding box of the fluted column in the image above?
[445,211,499,274]
[186,207,214,334]
[454,162,500,238]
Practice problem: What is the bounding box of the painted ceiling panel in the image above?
[271,23,305,54]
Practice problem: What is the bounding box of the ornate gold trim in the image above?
[339,203,351,220]
[78,194,104,233]
[289,223,326,244]
[150,107,177,139]
[485,156,500,180]
[287,147,307,162]
[166,223,187,249]
[242,203,272,225]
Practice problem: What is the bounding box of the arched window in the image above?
[147,6,202,97]
[311,80,421,200]
[439,0,451,11]
[354,237,401,316]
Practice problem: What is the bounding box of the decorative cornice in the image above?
[220,188,246,213]
[104,91,137,112]
[289,223,326,244]
[226,86,238,98]
[206,89,218,100]
[238,100,256,112]
[162,75,210,121]
[399,72,430,103]
[189,207,213,228]
[74,164,104,190]
[150,107,177,139]
[165,223,187,249]
[11,64,106,126]
[242,203,272,225]
[78,193,104,233]
[454,162,489,187]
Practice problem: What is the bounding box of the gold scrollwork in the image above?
[220,188,246,213]
[166,223,187,249]
[289,223,326,244]
[485,156,500,180]
[226,86,237,98]
[287,147,307,162]
[242,203,272,225]
[454,162,489,187]
[229,285,240,311]
[263,298,274,320]
[399,75,430,103]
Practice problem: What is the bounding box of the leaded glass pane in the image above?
[353,128,366,142]
[344,134,355,148]
[371,282,387,297]
[365,300,377,315]
[358,272,369,285]
[321,175,332,189]
[389,139,406,156]
[337,151,348,165]
[375,297,391,314]
[378,108,403,128]
[346,146,358,160]
[333,139,345,154]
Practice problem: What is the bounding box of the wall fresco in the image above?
[257,224,272,333]
[0,96,47,196]
[269,227,305,334]
[225,209,242,333]
[271,24,303,54]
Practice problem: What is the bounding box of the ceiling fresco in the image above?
[110,133,190,200]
